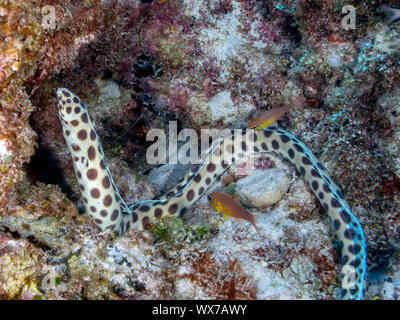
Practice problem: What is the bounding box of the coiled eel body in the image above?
[56,88,366,300]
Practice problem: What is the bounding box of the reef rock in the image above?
[236,168,290,209]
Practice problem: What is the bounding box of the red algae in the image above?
[177,252,257,299]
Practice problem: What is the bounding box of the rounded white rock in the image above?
[236,168,290,209]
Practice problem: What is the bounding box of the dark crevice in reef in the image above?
[133,54,164,79]
[23,128,77,205]
[101,68,114,80]
[281,15,302,48]
[366,244,396,282]
[256,0,272,19]
[0,226,54,253]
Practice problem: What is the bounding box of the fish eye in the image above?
[207,195,212,200]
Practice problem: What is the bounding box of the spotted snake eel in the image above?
[56,88,367,300]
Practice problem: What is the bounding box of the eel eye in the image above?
[207,195,212,201]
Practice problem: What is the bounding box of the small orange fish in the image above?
[328,34,347,44]
[247,95,305,131]
[208,192,259,232]
[246,104,293,131]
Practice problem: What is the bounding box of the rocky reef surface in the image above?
[0,0,399,299]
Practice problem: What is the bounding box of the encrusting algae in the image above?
[0,0,399,300]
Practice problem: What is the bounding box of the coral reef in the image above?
[0,0,399,300]
[0,0,41,210]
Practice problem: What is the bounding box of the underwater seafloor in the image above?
[0,0,399,300]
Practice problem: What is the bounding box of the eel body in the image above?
[56,88,366,299]
[56,88,130,235]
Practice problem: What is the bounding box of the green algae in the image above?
[154,216,211,248]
